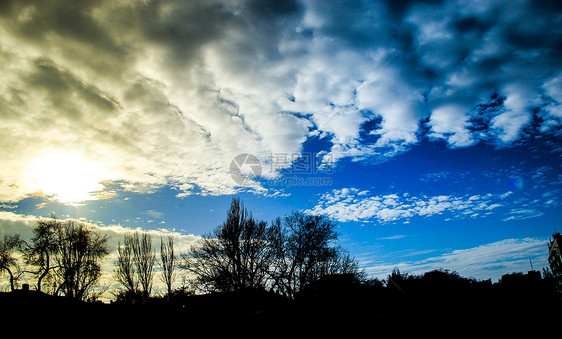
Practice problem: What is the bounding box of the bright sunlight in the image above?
[25,150,114,205]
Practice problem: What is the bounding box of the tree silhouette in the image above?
[184,198,272,292]
[53,221,109,300]
[132,232,155,301]
[22,218,61,292]
[160,235,176,298]
[2,210,562,334]
[185,199,363,297]
[269,212,363,298]
[114,233,138,300]
[114,232,155,302]
[0,232,23,291]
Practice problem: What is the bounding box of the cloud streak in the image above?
[364,237,549,282]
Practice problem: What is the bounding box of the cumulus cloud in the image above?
[429,104,474,147]
[307,187,510,223]
[1,0,561,202]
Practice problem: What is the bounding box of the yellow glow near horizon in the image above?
[25,150,114,205]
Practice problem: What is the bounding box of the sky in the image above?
[1,0,561,286]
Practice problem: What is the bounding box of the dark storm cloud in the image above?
[27,58,120,116]
[0,0,132,78]
[398,0,562,144]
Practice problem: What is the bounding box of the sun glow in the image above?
[25,150,114,205]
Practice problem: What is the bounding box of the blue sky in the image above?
[1,0,561,283]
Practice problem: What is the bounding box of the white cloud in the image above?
[429,104,474,147]
[543,74,562,110]
[541,73,562,131]
[0,211,38,240]
[307,188,507,223]
[490,84,535,143]
[355,65,425,147]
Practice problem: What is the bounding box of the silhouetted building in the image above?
[548,233,562,292]
[527,270,541,281]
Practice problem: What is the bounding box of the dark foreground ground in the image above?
[2,272,561,335]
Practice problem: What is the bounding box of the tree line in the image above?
[0,198,363,302]
[0,217,109,300]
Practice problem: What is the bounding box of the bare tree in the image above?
[114,234,137,298]
[268,212,363,298]
[240,218,273,289]
[160,235,175,297]
[267,217,290,296]
[53,221,109,300]
[114,232,155,302]
[132,232,155,301]
[22,218,61,292]
[0,232,23,291]
[183,198,363,297]
[184,198,273,292]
